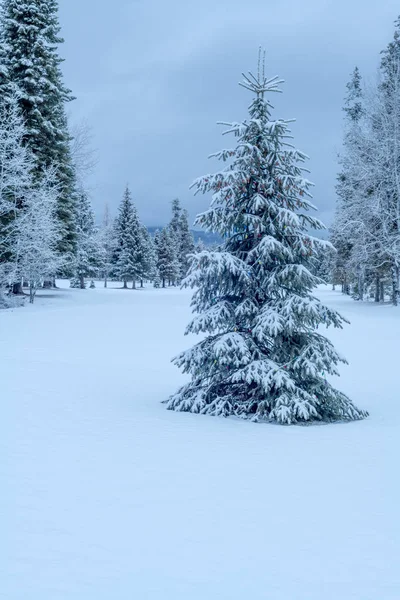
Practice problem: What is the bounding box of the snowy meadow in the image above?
[3,282,399,599]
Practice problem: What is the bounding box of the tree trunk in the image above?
[140,279,143,288]
[79,275,85,289]
[104,276,107,288]
[132,280,136,289]
[12,281,23,295]
[380,281,385,303]
[358,273,364,301]
[29,283,36,304]
[332,284,336,291]
[375,276,380,302]
[52,275,57,288]
[43,280,52,289]
[162,278,166,288]
[391,264,399,306]
[123,279,127,289]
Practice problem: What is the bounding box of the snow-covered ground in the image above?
[2,282,399,600]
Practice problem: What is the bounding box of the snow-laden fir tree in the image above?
[70,190,99,289]
[169,198,182,238]
[137,225,157,287]
[195,237,206,253]
[167,199,195,282]
[0,0,77,257]
[166,53,368,424]
[331,67,365,296]
[156,227,180,288]
[113,186,142,288]
[178,208,195,280]
[167,198,183,284]
[98,203,115,288]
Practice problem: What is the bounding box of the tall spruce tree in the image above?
[113,186,142,288]
[178,209,195,280]
[137,225,156,287]
[98,203,115,288]
[165,53,368,424]
[0,0,77,257]
[70,190,98,289]
[156,227,179,288]
[167,199,195,282]
[167,198,182,284]
[331,67,366,296]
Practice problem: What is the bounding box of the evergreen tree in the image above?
[169,198,182,238]
[167,199,195,282]
[165,54,368,424]
[113,186,141,288]
[178,209,195,280]
[70,190,98,289]
[0,0,77,257]
[195,237,206,253]
[98,203,115,288]
[152,229,162,287]
[156,228,179,288]
[137,225,156,287]
[167,198,182,284]
[331,67,366,297]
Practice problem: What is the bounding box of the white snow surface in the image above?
[2,282,399,599]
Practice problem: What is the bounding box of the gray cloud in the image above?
[59,0,400,229]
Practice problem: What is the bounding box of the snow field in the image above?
[2,283,399,599]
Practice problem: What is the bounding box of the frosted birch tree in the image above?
[12,168,62,303]
[0,93,33,292]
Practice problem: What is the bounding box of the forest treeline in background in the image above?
[0,0,399,307]
[321,18,400,306]
[0,0,201,304]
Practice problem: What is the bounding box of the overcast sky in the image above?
[59,0,399,229]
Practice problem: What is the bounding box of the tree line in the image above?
[0,0,196,303]
[323,18,400,306]
[73,192,196,291]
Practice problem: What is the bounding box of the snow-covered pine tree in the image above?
[165,53,368,424]
[330,67,374,299]
[70,190,99,289]
[169,198,182,237]
[167,198,183,284]
[152,229,162,287]
[98,203,115,288]
[156,227,180,288]
[178,209,195,280]
[113,186,141,288]
[332,68,362,295]
[137,225,156,287]
[167,200,195,282]
[0,0,77,257]
[195,237,206,253]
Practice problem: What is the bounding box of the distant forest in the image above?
[147,227,221,246]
